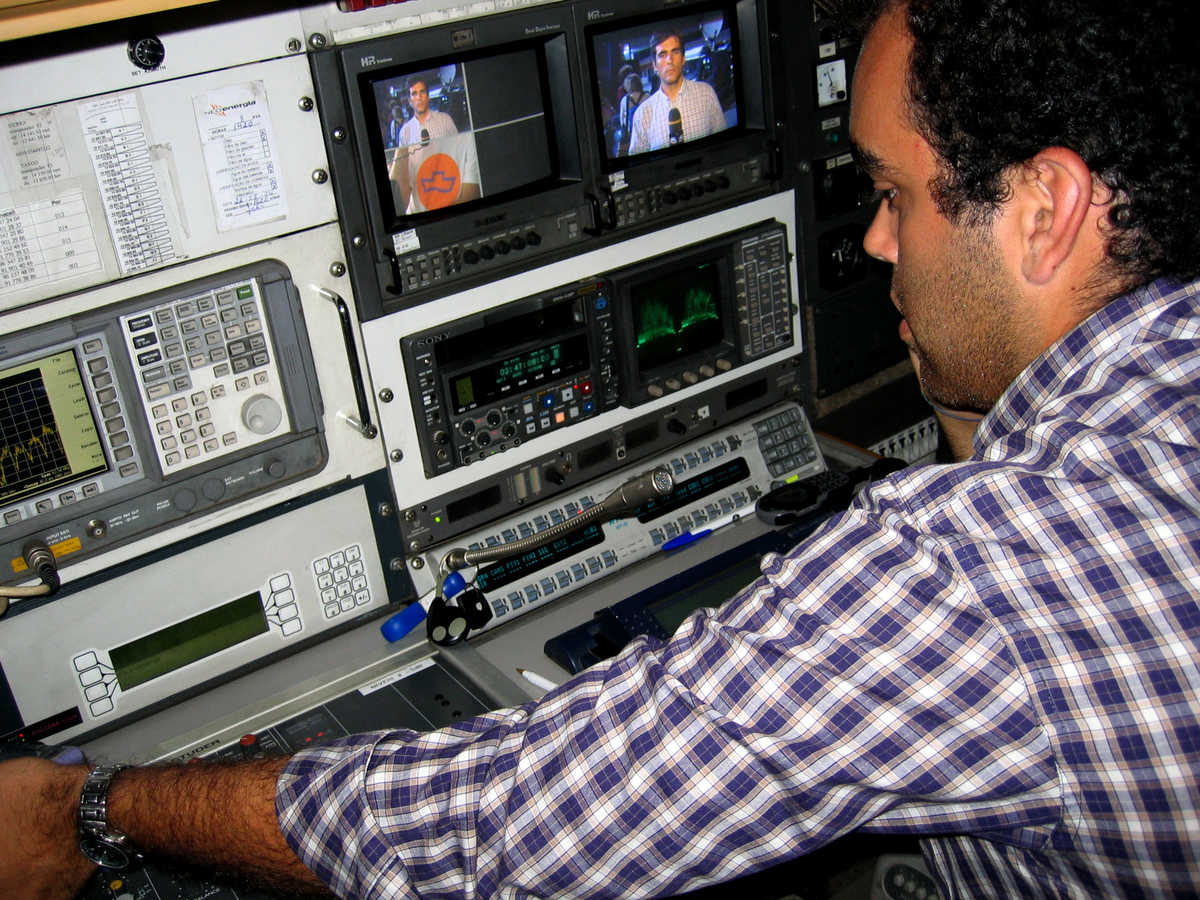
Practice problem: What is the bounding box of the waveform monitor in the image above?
[0,351,107,508]
[631,261,725,372]
[610,219,793,405]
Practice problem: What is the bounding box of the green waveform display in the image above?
[631,262,724,372]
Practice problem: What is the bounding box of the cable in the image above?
[0,541,61,616]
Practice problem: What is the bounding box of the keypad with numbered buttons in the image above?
[313,543,372,621]
[121,278,287,474]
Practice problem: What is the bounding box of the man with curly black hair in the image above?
[2,2,1197,898]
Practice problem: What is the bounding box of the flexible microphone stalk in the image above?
[441,466,674,572]
[668,107,683,145]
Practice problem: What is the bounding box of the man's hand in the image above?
[0,758,95,899]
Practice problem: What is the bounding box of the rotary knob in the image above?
[127,36,165,71]
[241,394,283,435]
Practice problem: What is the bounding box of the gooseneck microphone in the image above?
[440,466,674,573]
[598,466,675,516]
[668,107,683,145]
[419,467,674,646]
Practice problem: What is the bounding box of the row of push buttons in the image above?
[126,281,268,405]
[400,230,549,291]
[490,548,620,620]
[265,572,302,636]
[647,490,755,547]
[313,543,371,620]
[80,338,139,480]
[72,650,118,718]
[471,494,598,549]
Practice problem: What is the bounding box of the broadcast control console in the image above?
[410,402,824,637]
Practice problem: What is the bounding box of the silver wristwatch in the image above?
[78,764,145,870]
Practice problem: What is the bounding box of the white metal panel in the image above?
[299,0,566,47]
[0,8,307,113]
[0,53,335,312]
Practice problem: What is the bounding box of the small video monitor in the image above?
[587,3,741,164]
[363,42,559,222]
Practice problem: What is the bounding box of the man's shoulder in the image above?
[644,90,669,109]
[685,78,720,98]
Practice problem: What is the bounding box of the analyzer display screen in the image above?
[0,350,107,507]
[630,260,725,374]
[110,592,270,691]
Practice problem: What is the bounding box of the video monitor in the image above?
[361,42,559,224]
[587,2,741,165]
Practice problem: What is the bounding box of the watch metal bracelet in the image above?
[78,764,145,870]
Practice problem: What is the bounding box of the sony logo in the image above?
[474,213,507,227]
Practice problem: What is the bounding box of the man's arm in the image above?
[388,147,412,214]
[702,81,726,135]
[0,756,329,899]
[627,100,652,154]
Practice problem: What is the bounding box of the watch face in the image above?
[80,833,135,870]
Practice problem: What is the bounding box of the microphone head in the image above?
[420,128,430,146]
[668,107,683,143]
[601,466,675,516]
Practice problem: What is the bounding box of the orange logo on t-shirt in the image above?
[415,153,461,210]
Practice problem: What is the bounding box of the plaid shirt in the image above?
[277,277,1200,898]
[627,78,727,155]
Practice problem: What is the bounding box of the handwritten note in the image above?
[193,81,288,232]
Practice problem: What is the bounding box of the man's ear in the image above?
[1016,146,1096,286]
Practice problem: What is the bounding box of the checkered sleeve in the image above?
[276,476,1062,899]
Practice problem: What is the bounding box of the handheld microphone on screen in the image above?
[668,107,683,145]
[420,127,430,147]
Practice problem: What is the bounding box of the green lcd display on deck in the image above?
[110,592,270,691]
